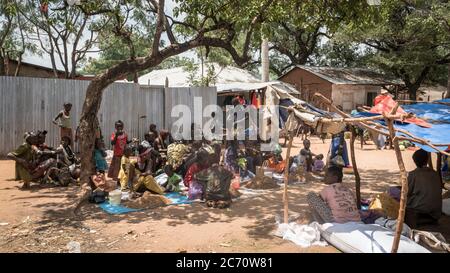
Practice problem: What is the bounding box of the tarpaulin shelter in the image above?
[352,99,450,153]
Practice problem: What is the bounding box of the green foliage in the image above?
[337,0,450,98]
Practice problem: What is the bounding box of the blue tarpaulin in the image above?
[352,101,450,153]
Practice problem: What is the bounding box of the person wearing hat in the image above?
[129,145,164,194]
[373,89,390,106]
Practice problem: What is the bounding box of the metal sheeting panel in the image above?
[0,76,165,155]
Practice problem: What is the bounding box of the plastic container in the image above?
[109,189,122,205]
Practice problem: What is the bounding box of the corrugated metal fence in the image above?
[0,76,216,155]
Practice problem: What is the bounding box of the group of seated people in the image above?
[88,121,270,207]
[7,130,81,188]
[307,149,443,229]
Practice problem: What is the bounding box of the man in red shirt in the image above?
[373,89,390,106]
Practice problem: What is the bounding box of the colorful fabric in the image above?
[94,149,108,172]
[166,173,182,192]
[224,147,239,173]
[267,157,285,173]
[107,155,121,179]
[110,132,128,156]
[118,156,133,190]
[373,94,387,106]
[320,184,361,223]
[370,95,431,128]
[184,163,207,187]
[133,169,164,194]
[307,192,334,223]
[313,159,325,172]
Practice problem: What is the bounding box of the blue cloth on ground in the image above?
[98,201,142,215]
[98,192,193,215]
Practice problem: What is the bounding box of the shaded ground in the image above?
[0,136,448,253]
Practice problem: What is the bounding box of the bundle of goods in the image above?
[245,167,280,189]
[167,143,191,170]
[126,191,172,209]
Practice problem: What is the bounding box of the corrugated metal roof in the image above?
[138,63,261,86]
[284,65,403,85]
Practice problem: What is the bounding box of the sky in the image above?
[22,0,196,71]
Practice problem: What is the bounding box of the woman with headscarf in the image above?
[129,145,164,194]
[7,131,56,188]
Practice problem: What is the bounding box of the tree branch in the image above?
[151,0,165,55]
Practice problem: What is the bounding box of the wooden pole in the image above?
[437,153,443,186]
[283,131,294,224]
[428,152,434,170]
[384,104,408,253]
[360,131,364,150]
[350,126,361,209]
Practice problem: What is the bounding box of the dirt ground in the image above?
[0,136,448,253]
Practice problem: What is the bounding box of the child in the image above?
[307,166,361,223]
[266,144,285,174]
[312,154,325,173]
[108,120,130,180]
[298,139,314,172]
[56,136,78,167]
[118,146,134,191]
[94,138,108,173]
[161,164,182,192]
[53,102,73,147]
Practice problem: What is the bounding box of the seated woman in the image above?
[184,150,210,200]
[154,129,174,153]
[307,166,361,224]
[45,136,80,186]
[7,130,56,188]
[404,149,442,228]
[224,140,239,174]
[129,145,164,195]
[265,144,285,174]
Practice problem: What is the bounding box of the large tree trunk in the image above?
[407,85,419,101]
[73,80,107,212]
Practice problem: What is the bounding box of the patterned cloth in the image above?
[107,155,121,180]
[307,192,334,223]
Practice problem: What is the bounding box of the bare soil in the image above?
[0,136,448,253]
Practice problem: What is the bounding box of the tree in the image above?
[67,0,276,210]
[338,0,450,100]
[266,0,369,76]
[0,0,37,75]
[17,0,101,78]
[310,40,374,68]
